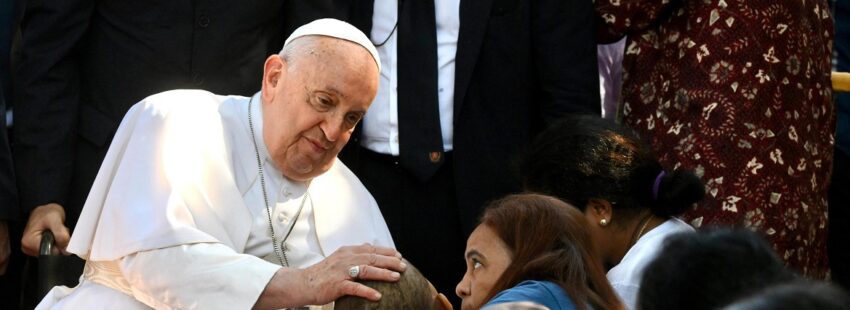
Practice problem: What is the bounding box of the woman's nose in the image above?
[455,275,470,298]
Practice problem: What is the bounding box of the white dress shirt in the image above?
[361,0,461,155]
[598,38,626,120]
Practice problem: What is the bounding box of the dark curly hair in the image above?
[521,115,704,222]
[638,229,797,310]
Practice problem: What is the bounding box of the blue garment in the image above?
[485,280,578,310]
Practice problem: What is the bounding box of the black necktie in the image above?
[397,0,444,182]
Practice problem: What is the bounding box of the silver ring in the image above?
[348,265,361,279]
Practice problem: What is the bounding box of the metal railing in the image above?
[834,71,850,93]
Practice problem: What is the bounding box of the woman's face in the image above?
[456,224,513,310]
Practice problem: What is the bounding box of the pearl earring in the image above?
[600,218,609,226]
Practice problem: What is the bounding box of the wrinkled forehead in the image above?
[283,34,380,71]
[283,36,380,84]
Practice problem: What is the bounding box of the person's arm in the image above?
[13,0,95,256]
[119,243,406,309]
[532,0,602,121]
[119,243,281,309]
[0,0,19,276]
[594,0,680,42]
[1,85,15,276]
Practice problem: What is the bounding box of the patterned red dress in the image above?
[596,0,835,277]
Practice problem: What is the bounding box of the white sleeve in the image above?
[119,243,281,310]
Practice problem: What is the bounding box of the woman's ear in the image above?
[586,198,614,227]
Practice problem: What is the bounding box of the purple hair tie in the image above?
[652,171,667,201]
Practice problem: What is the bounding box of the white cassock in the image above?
[36,90,395,310]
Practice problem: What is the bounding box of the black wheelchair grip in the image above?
[39,230,55,256]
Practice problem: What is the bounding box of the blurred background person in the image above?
[595,0,835,278]
[339,1,601,305]
[829,0,850,290]
[0,0,18,275]
[522,115,704,309]
[723,280,850,310]
[637,229,797,310]
[455,194,622,310]
[0,0,23,308]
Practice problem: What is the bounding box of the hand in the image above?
[254,243,407,309]
[21,203,70,257]
[0,221,9,275]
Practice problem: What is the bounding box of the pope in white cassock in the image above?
[36,19,406,310]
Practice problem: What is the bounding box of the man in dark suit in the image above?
[339,0,600,304]
[1,1,22,308]
[0,0,18,276]
[13,0,342,293]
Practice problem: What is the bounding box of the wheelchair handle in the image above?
[40,230,55,256]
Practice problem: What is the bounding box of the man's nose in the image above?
[320,116,345,142]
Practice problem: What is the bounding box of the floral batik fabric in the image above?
[596,0,835,277]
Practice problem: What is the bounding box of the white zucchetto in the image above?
[283,18,381,71]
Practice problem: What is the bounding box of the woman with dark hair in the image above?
[455,194,622,310]
[521,115,705,309]
[595,0,834,279]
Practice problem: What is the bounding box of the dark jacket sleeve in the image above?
[0,0,17,221]
[1,91,17,221]
[12,0,94,213]
[532,0,601,123]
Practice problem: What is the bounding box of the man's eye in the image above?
[344,113,361,126]
[312,95,333,110]
[318,97,332,107]
[473,260,482,270]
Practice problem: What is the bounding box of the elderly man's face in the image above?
[261,38,378,181]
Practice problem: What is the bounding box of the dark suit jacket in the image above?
[341,0,600,233]
[13,0,342,228]
[0,92,15,221]
[1,0,17,221]
[1,93,16,221]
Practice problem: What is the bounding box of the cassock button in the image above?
[429,151,442,163]
[277,212,288,223]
